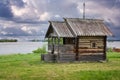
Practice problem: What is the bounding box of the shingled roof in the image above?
[65,18,113,36]
[45,18,113,38]
[45,21,74,38]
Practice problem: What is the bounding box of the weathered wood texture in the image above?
[48,44,75,62]
[103,36,107,60]
[58,53,76,62]
[78,54,104,61]
[77,36,106,61]
[45,36,107,62]
[78,36,105,54]
[41,54,57,62]
[48,44,75,54]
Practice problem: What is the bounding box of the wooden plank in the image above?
[79,36,104,39]
[79,39,104,41]
[79,48,104,51]
[58,53,75,62]
[79,40,90,43]
[79,51,104,53]
[78,48,104,53]
[78,48,104,51]
[79,38,103,40]
[79,43,91,45]
[97,43,104,45]
[103,36,107,60]
[76,37,79,61]
[78,55,104,61]
[79,53,104,55]
[79,45,90,48]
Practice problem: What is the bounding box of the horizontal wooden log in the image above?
[79,39,103,41]
[79,51,104,53]
[78,48,104,51]
[78,55,104,61]
[79,45,90,48]
[79,40,90,43]
[79,43,91,45]
[79,47,103,50]
[58,53,75,62]
[78,53,104,55]
[78,48,104,53]
[79,36,104,39]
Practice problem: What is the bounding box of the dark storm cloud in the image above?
[0,0,13,18]
[0,0,25,19]
[10,0,25,8]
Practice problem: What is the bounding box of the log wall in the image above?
[78,36,105,54]
[77,36,106,61]
[46,36,106,62]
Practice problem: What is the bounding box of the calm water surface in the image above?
[107,41,120,48]
[0,42,47,55]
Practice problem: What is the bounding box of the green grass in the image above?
[0,52,120,80]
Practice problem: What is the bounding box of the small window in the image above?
[91,42,96,48]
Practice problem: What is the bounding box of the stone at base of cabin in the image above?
[41,54,57,62]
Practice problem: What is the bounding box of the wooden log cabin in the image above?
[42,18,113,62]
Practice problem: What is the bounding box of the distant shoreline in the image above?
[107,40,120,42]
[0,39,17,42]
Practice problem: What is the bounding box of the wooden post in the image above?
[103,36,107,60]
[63,37,66,44]
[75,37,79,61]
[48,38,50,45]
[55,37,56,44]
[52,37,54,54]
[57,37,60,60]
[48,37,50,51]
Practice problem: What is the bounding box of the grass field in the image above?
[0,52,120,80]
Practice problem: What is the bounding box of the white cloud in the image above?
[11,5,28,17]
[11,0,51,21]
[39,12,50,21]
[21,26,29,31]
[11,2,39,21]
[55,15,61,18]
[0,31,8,35]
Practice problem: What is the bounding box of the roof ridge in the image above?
[64,18,103,21]
[49,21,64,23]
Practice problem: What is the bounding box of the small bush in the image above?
[32,46,47,54]
[107,48,113,52]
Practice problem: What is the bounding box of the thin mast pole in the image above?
[83,2,85,19]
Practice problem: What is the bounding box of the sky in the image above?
[0,0,120,39]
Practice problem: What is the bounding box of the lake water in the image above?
[0,42,47,55]
[107,41,120,48]
[0,41,120,55]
